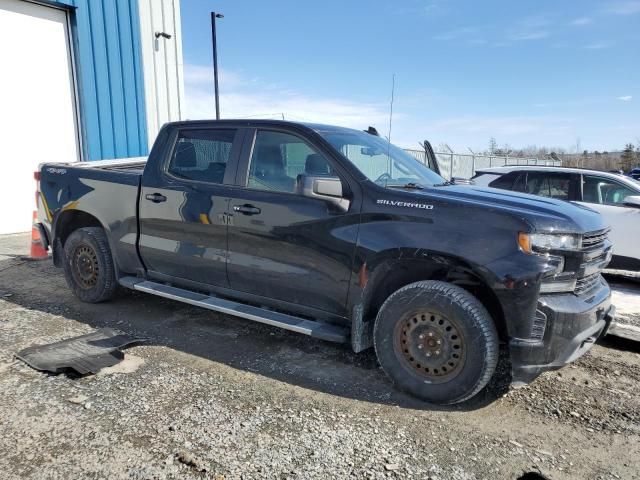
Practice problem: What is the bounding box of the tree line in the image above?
[483,137,640,172]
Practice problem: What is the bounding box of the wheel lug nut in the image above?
[435,350,440,355]
[426,352,432,357]
[418,345,423,349]
[419,334,425,339]
[428,332,433,337]
[436,340,441,345]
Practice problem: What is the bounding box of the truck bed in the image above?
[45,157,148,175]
[38,157,145,274]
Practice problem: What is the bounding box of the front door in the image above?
[226,129,360,316]
[138,127,243,287]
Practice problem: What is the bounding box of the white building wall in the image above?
[138,0,185,148]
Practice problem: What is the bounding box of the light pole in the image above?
[211,12,224,120]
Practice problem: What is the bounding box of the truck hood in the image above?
[412,184,606,234]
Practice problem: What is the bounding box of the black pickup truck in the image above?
[35,120,615,404]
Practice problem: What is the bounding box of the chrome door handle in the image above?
[145,193,167,203]
[233,204,261,215]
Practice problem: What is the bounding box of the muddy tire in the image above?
[373,280,498,405]
[63,227,118,303]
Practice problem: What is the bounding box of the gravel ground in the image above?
[0,234,639,479]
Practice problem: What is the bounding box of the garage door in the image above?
[0,0,80,234]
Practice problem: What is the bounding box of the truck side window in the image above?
[168,129,236,184]
[248,131,333,193]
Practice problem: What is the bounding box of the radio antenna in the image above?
[388,73,395,143]
[386,74,396,175]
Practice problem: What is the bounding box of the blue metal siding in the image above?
[52,0,148,160]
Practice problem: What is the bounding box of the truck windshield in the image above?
[318,130,446,187]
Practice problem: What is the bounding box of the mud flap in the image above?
[351,304,374,353]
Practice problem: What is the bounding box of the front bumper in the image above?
[509,279,614,386]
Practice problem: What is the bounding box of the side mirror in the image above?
[623,195,640,208]
[297,175,350,212]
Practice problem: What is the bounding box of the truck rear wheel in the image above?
[63,227,118,303]
[374,280,498,405]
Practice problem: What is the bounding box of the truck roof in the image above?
[475,165,638,183]
[165,119,361,135]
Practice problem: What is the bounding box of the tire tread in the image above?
[63,227,118,303]
[373,280,499,404]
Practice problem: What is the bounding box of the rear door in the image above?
[138,127,244,288]
[576,174,640,263]
[225,128,360,316]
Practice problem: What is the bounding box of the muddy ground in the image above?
[0,233,638,479]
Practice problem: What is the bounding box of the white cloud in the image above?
[429,115,572,137]
[604,1,640,15]
[423,0,449,16]
[183,64,391,130]
[510,31,550,41]
[181,64,632,153]
[617,95,633,101]
[184,64,252,90]
[508,15,552,41]
[570,17,593,26]
[585,41,615,49]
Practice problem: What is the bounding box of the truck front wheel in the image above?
[374,280,499,405]
[63,227,118,303]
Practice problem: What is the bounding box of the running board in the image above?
[118,277,349,343]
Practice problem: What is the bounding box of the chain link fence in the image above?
[403,149,562,180]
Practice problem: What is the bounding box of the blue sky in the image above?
[179,0,639,152]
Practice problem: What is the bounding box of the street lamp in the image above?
[211,12,224,120]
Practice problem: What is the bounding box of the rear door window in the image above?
[523,172,571,200]
[168,129,237,184]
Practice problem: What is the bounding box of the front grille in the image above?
[582,228,610,250]
[575,273,602,296]
[574,228,611,294]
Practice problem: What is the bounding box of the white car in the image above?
[472,166,640,272]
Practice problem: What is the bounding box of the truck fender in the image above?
[349,248,503,352]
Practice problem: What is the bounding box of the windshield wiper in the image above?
[385,182,424,190]
[432,181,453,187]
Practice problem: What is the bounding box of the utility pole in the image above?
[211,12,224,120]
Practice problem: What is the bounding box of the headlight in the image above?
[518,232,580,294]
[518,232,582,254]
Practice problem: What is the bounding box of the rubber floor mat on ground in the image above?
[15,328,144,375]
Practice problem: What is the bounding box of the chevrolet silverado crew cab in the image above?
[35,120,615,404]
